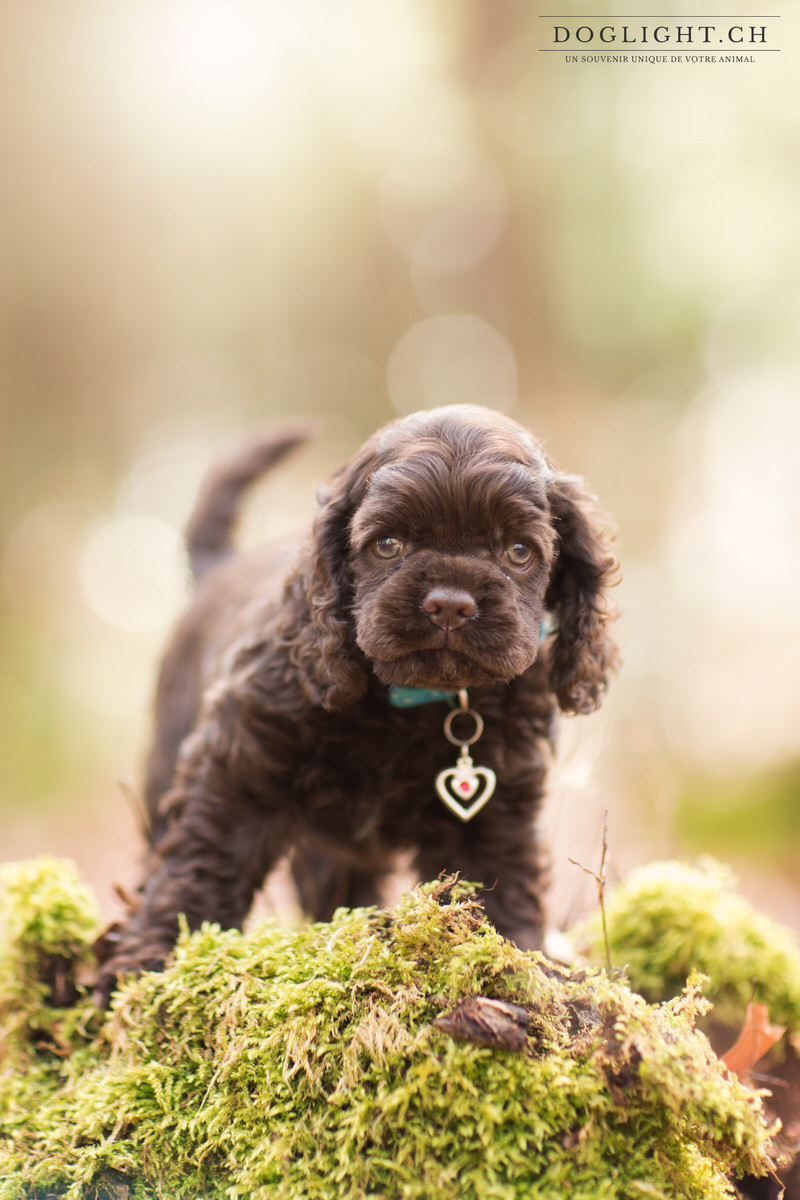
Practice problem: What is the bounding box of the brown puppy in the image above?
[99,405,618,996]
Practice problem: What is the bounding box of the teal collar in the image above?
[388,686,459,709]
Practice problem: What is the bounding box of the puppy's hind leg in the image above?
[290,846,385,922]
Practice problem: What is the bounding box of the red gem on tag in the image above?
[460,781,470,792]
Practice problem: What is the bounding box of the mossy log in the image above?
[0,858,789,1199]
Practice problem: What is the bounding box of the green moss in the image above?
[0,857,102,1058]
[0,859,774,1199]
[576,858,800,1029]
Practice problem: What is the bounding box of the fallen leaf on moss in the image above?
[722,1000,787,1079]
[433,996,530,1051]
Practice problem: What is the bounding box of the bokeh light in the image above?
[387,314,517,415]
[79,515,185,635]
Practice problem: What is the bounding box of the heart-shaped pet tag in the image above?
[435,754,497,822]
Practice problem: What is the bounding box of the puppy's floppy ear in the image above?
[544,473,620,714]
[288,448,374,711]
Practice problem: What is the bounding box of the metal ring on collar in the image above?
[443,706,484,748]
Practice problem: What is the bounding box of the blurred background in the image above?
[1,0,799,933]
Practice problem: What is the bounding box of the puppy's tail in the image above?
[185,425,312,581]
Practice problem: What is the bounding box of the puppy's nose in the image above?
[422,587,477,630]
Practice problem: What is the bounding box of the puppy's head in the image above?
[294,405,618,713]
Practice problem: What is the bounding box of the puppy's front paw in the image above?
[91,923,170,1007]
[92,952,168,1008]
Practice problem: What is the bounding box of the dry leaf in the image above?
[721,1000,786,1079]
[434,996,530,1052]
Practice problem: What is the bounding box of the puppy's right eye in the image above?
[373,536,405,560]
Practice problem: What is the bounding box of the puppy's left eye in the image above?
[504,542,535,568]
[373,536,405,560]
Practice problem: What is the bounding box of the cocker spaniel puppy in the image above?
[98,404,618,996]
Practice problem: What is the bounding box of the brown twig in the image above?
[569,809,612,971]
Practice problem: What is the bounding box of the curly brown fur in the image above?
[98,405,619,1000]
